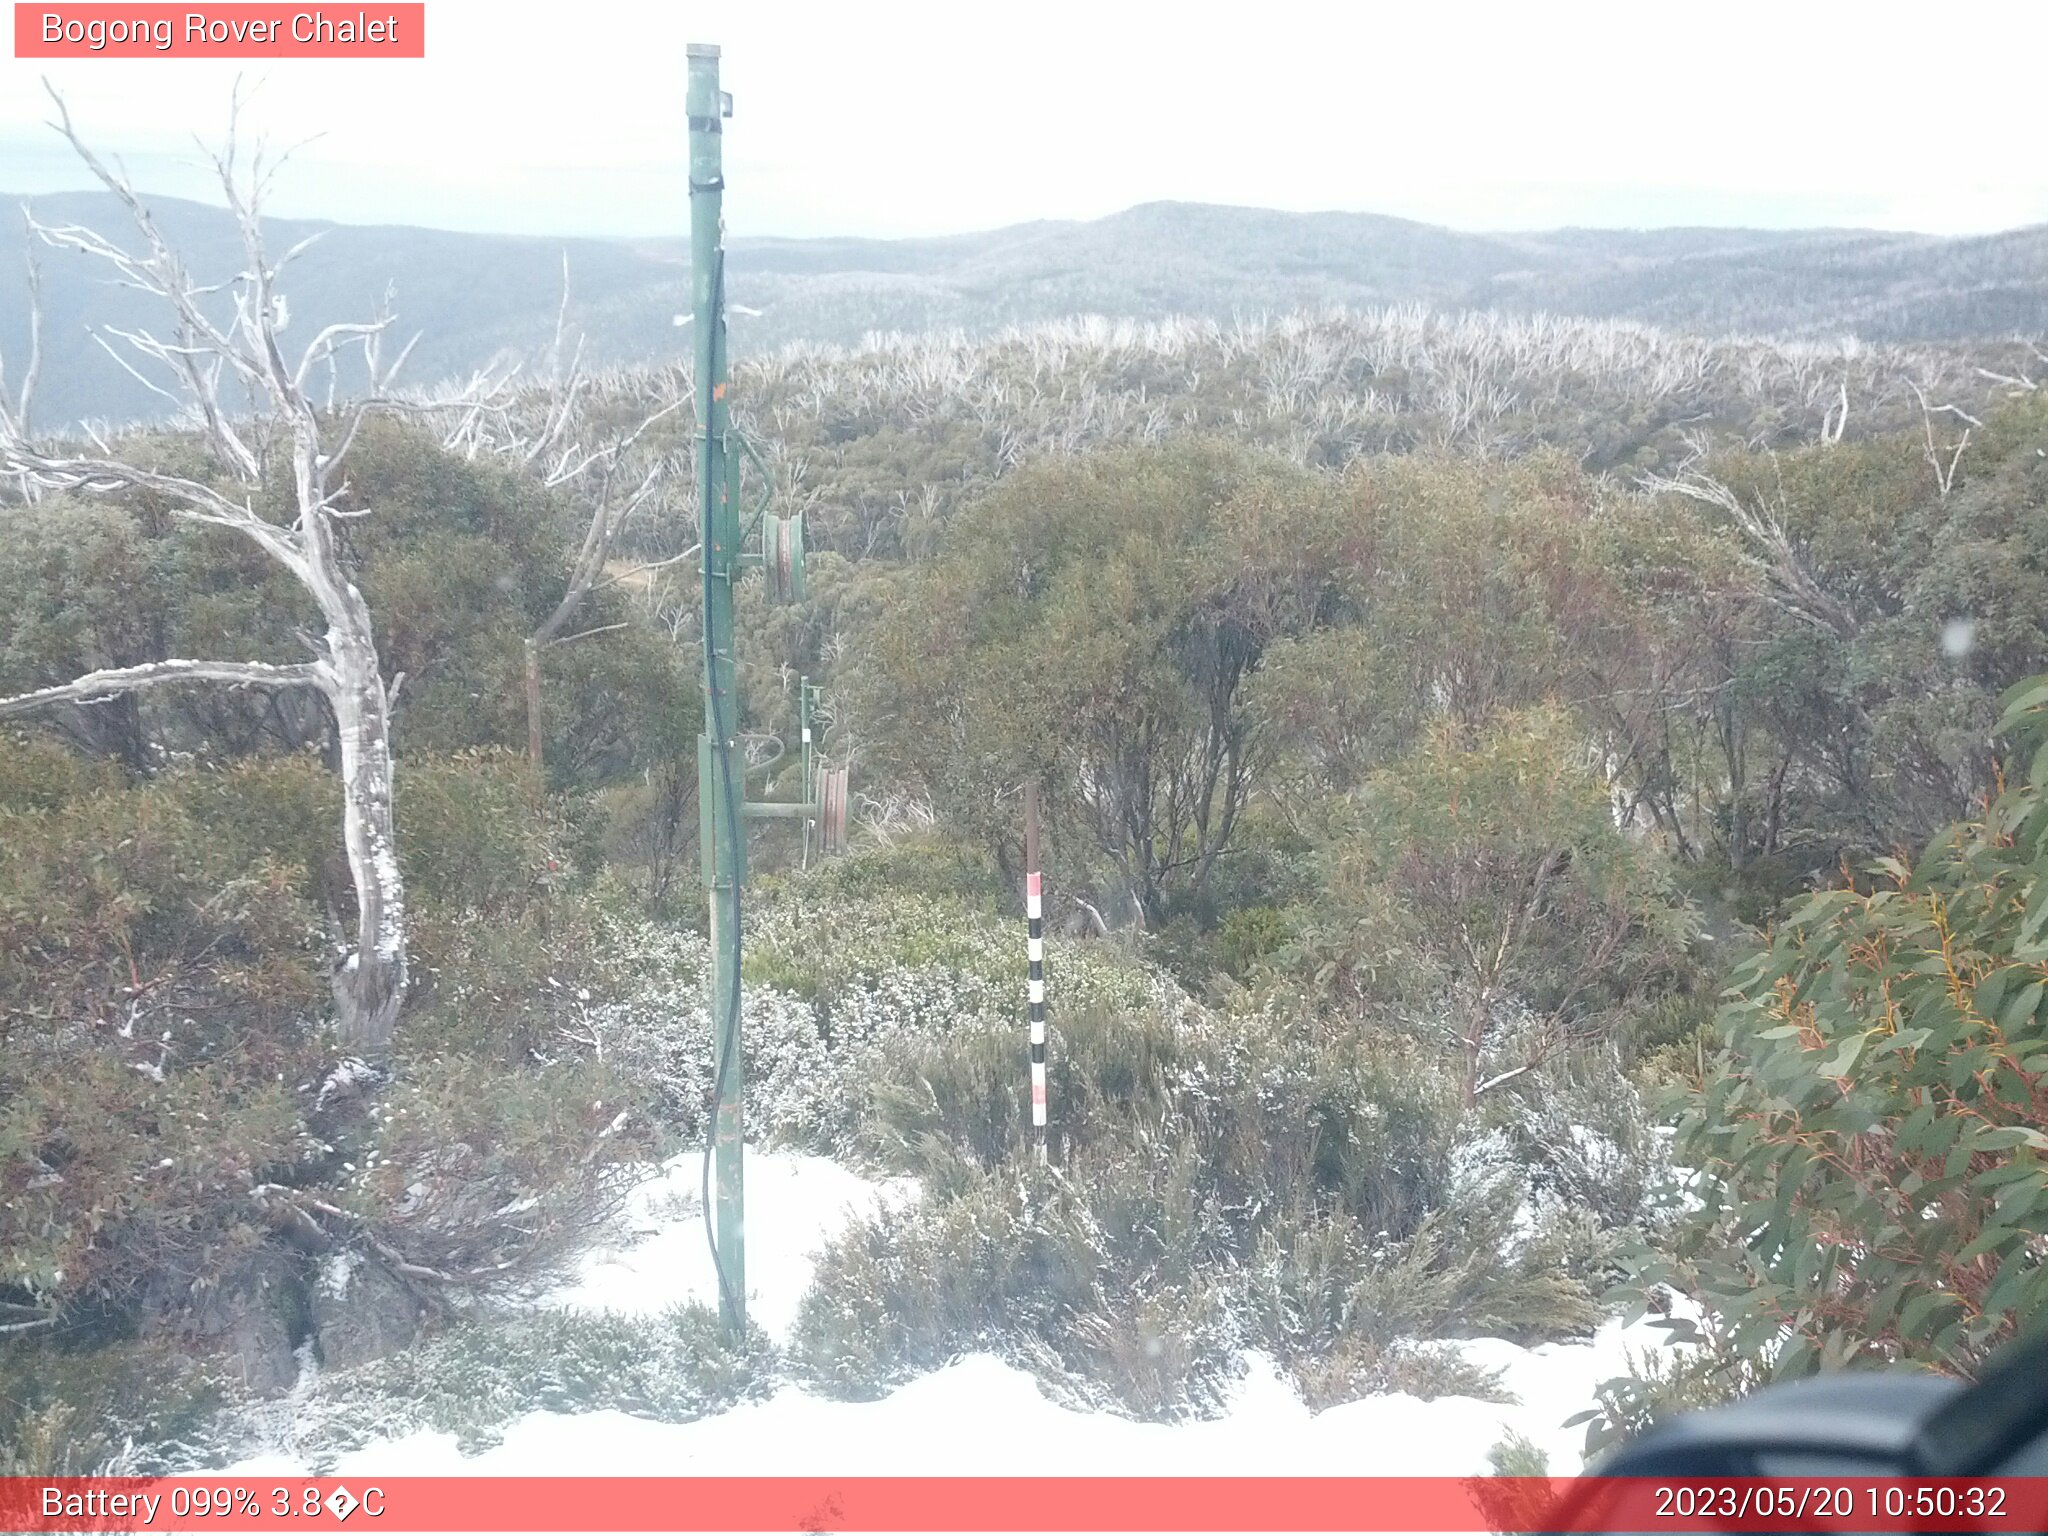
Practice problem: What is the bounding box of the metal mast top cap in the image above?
[687,42,721,58]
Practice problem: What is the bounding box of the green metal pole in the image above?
[688,41,745,1336]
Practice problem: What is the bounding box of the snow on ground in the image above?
[230,1150,1681,1480]
[539,1148,918,1342]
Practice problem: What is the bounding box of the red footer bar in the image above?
[6,1477,2048,1533]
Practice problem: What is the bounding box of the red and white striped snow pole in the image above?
[1024,782,1048,1164]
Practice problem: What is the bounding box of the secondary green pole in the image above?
[688,41,745,1336]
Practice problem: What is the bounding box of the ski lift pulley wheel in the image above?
[819,765,849,856]
[764,513,807,605]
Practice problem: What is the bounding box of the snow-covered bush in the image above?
[789,1146,1242,1419]
[549,883,1171,1161]
[348,1052,651,1288]
[795,973,1615,1417]
[1480,1051,1667,1238]
[0,1335,227,1475]
[1244,1195,1596,1410]
[225,1304,773,1466]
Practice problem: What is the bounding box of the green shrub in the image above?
[1245,1200,1595,1408]
[398,750,557,914]
[1571,1340,1763,1459]
[0,1334,229,1475]
[1473,1431,1557,1536]
[795,834,1010,913]
[161,755,343,902]
[800,980,1610,1417]
[1486,1428,1551,1476]
[0,777,326,1021]
[1215,905,1294,981]
[347,1052,652,1283]
[0,732,122,812]
[0,749,651,1358]
[0,774,330,1323]
[790,1148,1242,1418]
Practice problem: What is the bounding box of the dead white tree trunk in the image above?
[0,88,425,1061]
[1906,379,1980,500]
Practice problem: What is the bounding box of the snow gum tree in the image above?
[864,440,1365,922]
[0,92,418,1060]
[1634,673,2048,1384]
[1304,705,1690,1105]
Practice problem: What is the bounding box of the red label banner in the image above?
[14,5,425,57]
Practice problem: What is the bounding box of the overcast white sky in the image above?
[4,0,2046,240]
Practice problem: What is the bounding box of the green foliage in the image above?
[344,420,698,791]
[1344,455,1602,732]
[0,742,656,1363]
[0,419,702,1410]
[0,1334,228,1475]
[794,834,1010,914]
[0,420,693,794]
[1572,1338,1764,1458]
[1214,905,1296,984]
[0,497,169,767]
[1634,397,2048,873]
[743,876,1154,1020]
[1615,674,2048,1436]
[0,770,329,1316]
[0,730,123,811]
[1486,1428,1551,1477]
[17,244,2048,1450]
[538,622,699,792]
[867,994,1462,1234]
[159,755,345,904]
[397,750,554,913]
[1295,706,1691,1101]
[1246,1204,1594,1408]
[346,1050,651,1281]
[1248,626,1420,791]
[861,440,1360,921]
[1473,1429,1558,1536]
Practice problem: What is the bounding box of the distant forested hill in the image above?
[4,192,2045,426]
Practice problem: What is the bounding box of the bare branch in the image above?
[1820,378,1847,446]
[88,330,184,408]
[550,249,572,380]
[543,621,629,651]
[39,85,263,387]
[294,318,392,393]
[0,658,326,719]
[592,541,701,593]
[1906,379,1976,498]
[1975,364,2038,395]
[1641,465,1861,640]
